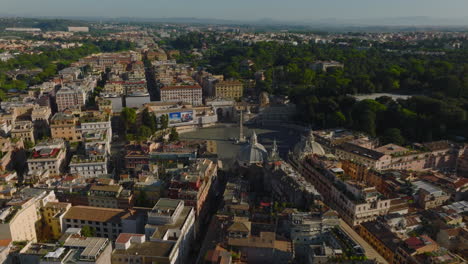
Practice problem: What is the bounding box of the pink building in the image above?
[56,87,86,112]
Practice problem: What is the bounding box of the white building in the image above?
[160,85,202,106]
[69,155,108,178]
[27,139,67,178]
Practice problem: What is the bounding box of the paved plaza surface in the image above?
[181,124,302,168]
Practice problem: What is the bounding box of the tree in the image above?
[120,107,137,133]
[135,190,152,207]
[160,114,169,130]
[138,125,153,139]
[23,140,35,150]
[81,226,95,237]
[169,127,179,142]
[141,108,157,132]
[382,128,405,145]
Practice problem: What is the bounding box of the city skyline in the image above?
[2,0,468,25]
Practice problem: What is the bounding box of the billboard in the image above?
[168,111,194,125]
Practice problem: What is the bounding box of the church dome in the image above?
[237,131,268,167]
[292,130,325,159]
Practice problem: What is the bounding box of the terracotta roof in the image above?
[90,184,121,193]
[443,228,461,237]
[161,85,201,91]
[63,206,133,223]
[115,233,144,244]
[453,178,468,189]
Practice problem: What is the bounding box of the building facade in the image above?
[160,85,202,106]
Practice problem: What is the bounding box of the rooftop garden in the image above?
[71,155,105,163]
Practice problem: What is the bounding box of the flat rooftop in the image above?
[150,206,192,240]
[113,240,174,258]
[63,206,133,223]
[64,237,108,259]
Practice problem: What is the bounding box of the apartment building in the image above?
[298,155,392,226]
[413,181,451,210]
[87,184,134,210]
[50,113,81,142]
[79,111,112,139]
[359,221,401,263]
[335,141,464,172]
[168,159,217,218]
[27,139,67,178]
[56,86,86,112]
[11,120,35,144]
[19,235,112,264]
[112,199,195,264]
[0,199,38,242]
[69,155,108,178]
[0,189,57,242]
[62,206,145,240]
[160,85,202,106]
[102,81,124,97]
[213,80,244,99]
[59,67,81,81]
[227,219,293,264]
[38,202,71,241]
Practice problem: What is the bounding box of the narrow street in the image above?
[339,220,388,264]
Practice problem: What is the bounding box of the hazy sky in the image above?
[2,0,468,21]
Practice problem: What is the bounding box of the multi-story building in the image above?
[335,141,464,172]
[124,80,148,96]
[289,210,340,257]
[0,198,39,242]
[96,98,113,114]
[0,188,57,242]
[59,67,81,81]
[79,111,112,142]
[50,113,81,142]
[31,106,51,138]
[226,219,294,264]
[298,155,392,226]
[124,141,158,170]
[69,155,108,178]
[168,159,217,218]
[11,120,35,144]
[213,80,244,99]
[359,221,401,264]
[335,142,390,169]
[112,199,195,264]
[56,86,86,112]
[148,141,198,170]
[27,139,67,178]
[160,85,202,106]
[87,184,134,210]
[62,206,146,240]
[413,181,451,210]
[102,81,124,97]
[38,202,71,241]
[19,235,112,264]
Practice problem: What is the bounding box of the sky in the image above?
[2,0,468,23]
